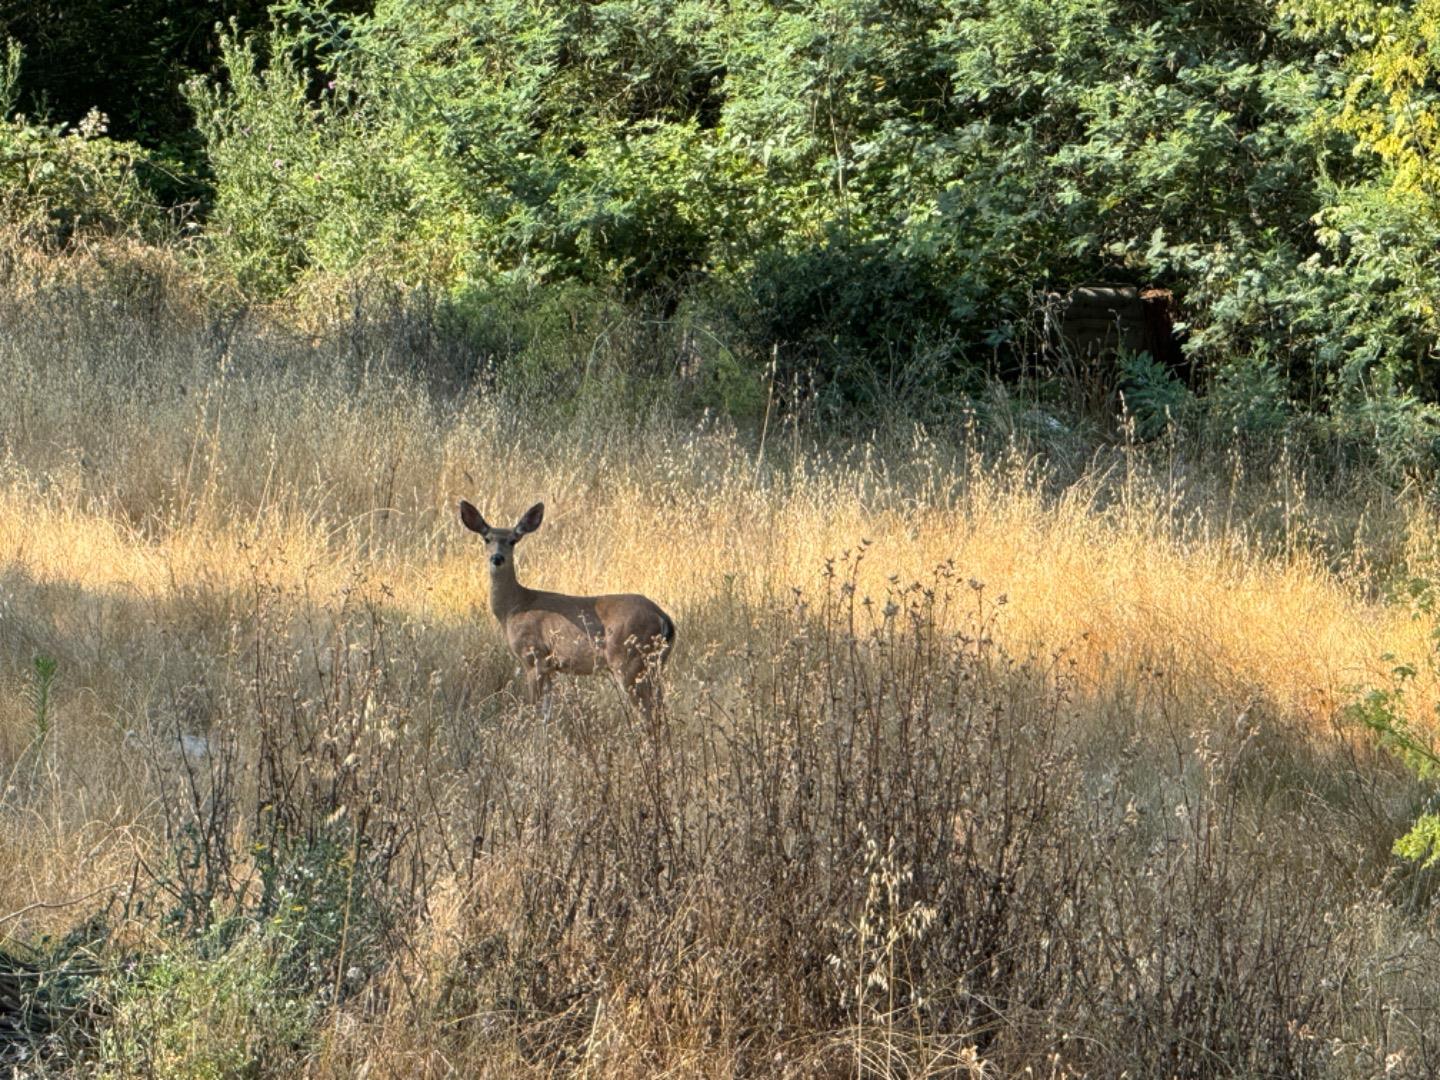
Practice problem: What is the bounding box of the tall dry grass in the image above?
[2,248,1440,1076]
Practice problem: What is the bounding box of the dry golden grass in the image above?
[4,255,1440,1076]
[1,384,1428,742]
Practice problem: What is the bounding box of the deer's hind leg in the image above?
[610,636,665,719]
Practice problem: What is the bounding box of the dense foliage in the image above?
[4,0,1440,447]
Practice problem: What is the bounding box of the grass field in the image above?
[4,250,1440,1076]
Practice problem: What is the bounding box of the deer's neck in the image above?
[488,560,531,622]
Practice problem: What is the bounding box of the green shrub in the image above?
[0,40,164,245]
[743,238,972,420]
[1118,352,1195,440]
[1201,353,1292,440]
[187,28,471,294]
[97,925,310,1079]
[1331,387,1440,483]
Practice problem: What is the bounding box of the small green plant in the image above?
[97,922,310,1078]
[5,654,58,799]
[1350,575,1440,867]
[1118,352,1195,440]
[27,653,56,745]
[0,36,20,116]
[1348,673,1440,867]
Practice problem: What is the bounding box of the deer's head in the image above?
[459,501,543,569]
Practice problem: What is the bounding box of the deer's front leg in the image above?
[523,653,554,720]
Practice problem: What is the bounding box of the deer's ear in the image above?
[515,502,544,536]
[459,500,490,537]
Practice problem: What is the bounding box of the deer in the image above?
[459,500,676,717]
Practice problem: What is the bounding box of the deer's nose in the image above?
[491,554,505,567]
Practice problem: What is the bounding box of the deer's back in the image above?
[502,590,673,669]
